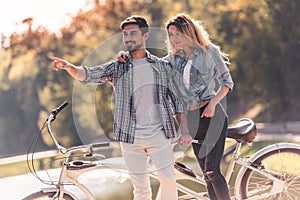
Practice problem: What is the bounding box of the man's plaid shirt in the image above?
[82,51,185,143]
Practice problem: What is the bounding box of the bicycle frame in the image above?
[26,102,300,200]
[37,141,298,200]
[174,141,300,200]
[45,113,125,199]
[44,107,205,200]
[234,142,300,200]
[173,141,241,200]
[43,157,128,200]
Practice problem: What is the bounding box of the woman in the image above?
[164,14,234,200]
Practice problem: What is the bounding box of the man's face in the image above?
[122,24,146,52]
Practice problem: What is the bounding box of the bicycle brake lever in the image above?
[84,145,93,157]
[84,153,93,157]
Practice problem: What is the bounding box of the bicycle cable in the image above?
[26,122,87,186]
[26,119,57,185]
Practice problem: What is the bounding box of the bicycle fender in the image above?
[248,142,300,162]
[234,143,300,198]
[40,187,79,200]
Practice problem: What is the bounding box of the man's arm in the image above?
[51,57,86,81]
[175,113,189,134]
[175,113,192,147]
[163,61,192,147]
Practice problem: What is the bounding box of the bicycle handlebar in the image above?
[65,142,111,157]
[46,101,111,155]
[51,101,69,115]
[91,142,110,148]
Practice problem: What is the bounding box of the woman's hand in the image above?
[201,86,229,118]
[201,101,216,118]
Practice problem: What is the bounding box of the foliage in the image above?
[0,0,299,157]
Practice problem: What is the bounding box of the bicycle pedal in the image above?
[174,162,196,177]
[67,160,96,170]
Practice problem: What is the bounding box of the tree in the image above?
[1,0,300,158]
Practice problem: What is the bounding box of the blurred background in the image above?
[0,0,300,198]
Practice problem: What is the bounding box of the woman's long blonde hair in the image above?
[165,13,229,62]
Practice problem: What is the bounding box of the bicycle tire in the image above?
[22,191,75,200]
[239,147,300,200]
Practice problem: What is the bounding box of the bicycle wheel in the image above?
[239,147,300,200]
[23,191,74,200]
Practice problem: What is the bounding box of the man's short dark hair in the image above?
[120,15,149,35]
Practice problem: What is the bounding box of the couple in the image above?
[52,14,233,200]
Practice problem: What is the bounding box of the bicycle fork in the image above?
[42,161,89,200]
[56,163,69,200]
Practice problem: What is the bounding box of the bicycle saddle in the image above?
[227,118,257,143]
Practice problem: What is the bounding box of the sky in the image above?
[0,0,92,36]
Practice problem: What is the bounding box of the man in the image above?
[51,16,189,200]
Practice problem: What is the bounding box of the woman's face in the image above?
[168,25,187,51]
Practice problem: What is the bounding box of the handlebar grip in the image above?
[51,101,69,115]
[91,142,110,148]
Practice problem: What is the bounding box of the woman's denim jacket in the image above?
[164,46,234,110]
